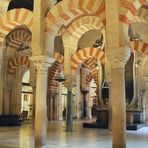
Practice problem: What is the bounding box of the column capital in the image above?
[65,82,76,91]
[106,46,131,69]
[30,56,55,73]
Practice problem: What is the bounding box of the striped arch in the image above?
[86,72,93,85]
[120,0,147,26]
[86,69,99,86]
[7,55,30,74]
[92,68,99,85]
[48,53,64,92]
[0,8,33,46]
[64,16,105,38]
[45,0,105,55]
[45,0,105,34]
[48,79,59,92]
[48,61,60,81]
[130,40,148,54]
[135,5,148,23]
[71,47,105,70]
[83,58,96,69]
[6,27,32,49]
[48,61,60,92]
[63,16,105,51]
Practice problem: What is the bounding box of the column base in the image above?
[35,145,46,148]
[113,146,126,148]
[66,124,73,132]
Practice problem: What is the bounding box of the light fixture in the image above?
[93,34,103,48]
[128,27,142,42]
[54,25,66,82]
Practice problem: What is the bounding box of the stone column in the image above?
[107,47,131,148]
[0,56,3,114]
[81,67,89,118]
[53,93,58,121]
[30,56,54,148]
[76,68,82,119]
[108,81,112,131]
[30,63,36,127]
[66,88,73,132]
[81,90,89,118]
[86,88,92,119]
[87,84,93,119]
[58,83,63,120]
[47,93,53,121]
[32,86,36,128]
[98,65,104,107]
[144,78,148,124]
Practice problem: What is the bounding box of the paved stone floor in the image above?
[0,121,148,148]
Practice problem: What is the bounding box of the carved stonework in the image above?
[106,46,131,69]
[30,56,55,73]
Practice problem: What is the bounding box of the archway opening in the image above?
[21,70,33,120]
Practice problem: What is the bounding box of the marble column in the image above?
[144,77,148,124]
[76,68,82,119]
[32,86,36,128]
[108,81,112,131]
[48,94,53,121]
[107,47,131,148]
[86,87,92,119]
[30,63,36,128]
[0,56,3,114]
[53,94,58,121]
[58,83,63,120]
[81,67,89,118]
[66,88,73,132]
[81,90,89,118]
[87,83,95,119]
[30,56,54,148]
[98,66,104,107]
